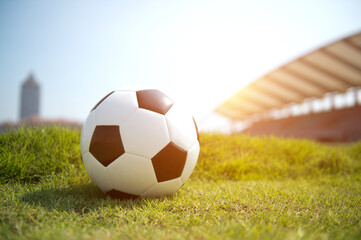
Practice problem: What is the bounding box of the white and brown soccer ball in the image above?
[80,89,200,199]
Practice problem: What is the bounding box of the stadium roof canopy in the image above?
[215,32,361,120]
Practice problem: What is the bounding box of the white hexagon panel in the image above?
[120,108,170,159]
[94,91,138,126]
[82,152,113,193]
[80,110,96,155]
[165,104,198,151]
[181,141,200,183]
[107,153,158,196]
[141,178,183,198]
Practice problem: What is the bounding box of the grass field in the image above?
[1,126,361,239]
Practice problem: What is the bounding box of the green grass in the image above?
[1,126,361,239]
[0,126,81,183]
[197,133,361,180]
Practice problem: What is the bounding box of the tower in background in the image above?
[20,73,40,120]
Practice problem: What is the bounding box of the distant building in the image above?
[0,73,81,134]
[20,73,40,120]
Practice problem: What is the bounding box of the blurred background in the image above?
[1,0,361,140]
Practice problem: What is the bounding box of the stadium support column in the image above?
[304,98,315,114]
[354,87,361,105]
[328,92,337,110]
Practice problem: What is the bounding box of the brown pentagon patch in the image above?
[192,117,199,141]
[151,142,187,182]
[136,89,173,115]
[89,125,125,167]
[106,189,139,200]
[91,91,115,112]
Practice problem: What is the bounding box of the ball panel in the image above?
[80,110,96,155]
[106,189,139,200]
[141,178,183,198]
[181,141,200,183]
[95,91,138,126]
[91,91,115,112]
[151,142,187,182]
[82,88,199,199]
[192,117,200,141]
[165,104,198,151]
[107,153,158,195]
[121,109,170,159]
[82,152,113,192]
[89,125,125,167]
[136,89,173,115]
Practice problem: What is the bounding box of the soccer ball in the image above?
[80,89,200,199]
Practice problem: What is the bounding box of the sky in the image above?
[0,0,361,129]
